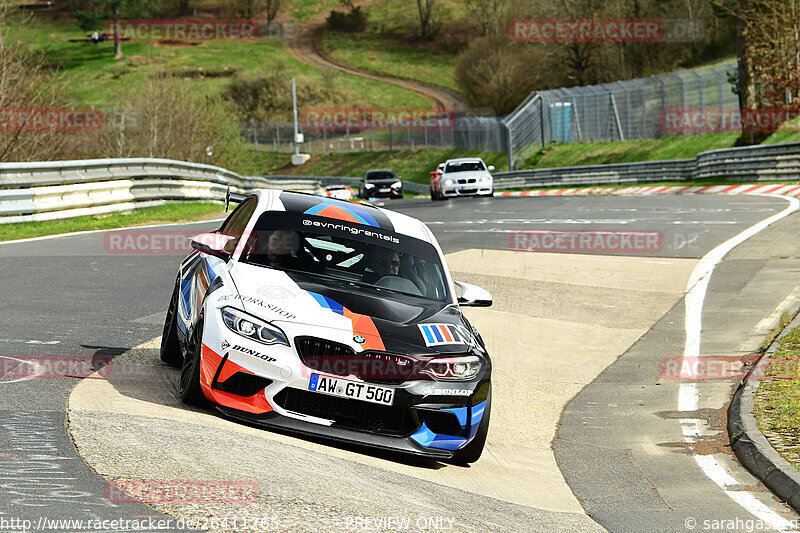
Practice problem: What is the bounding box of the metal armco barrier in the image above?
[0,158,426,224]
[3,141,799,224]
[493,142,800,189]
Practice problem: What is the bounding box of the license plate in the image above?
[379,188,390,193]
[308,374,394,406]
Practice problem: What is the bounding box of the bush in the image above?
[326,7,367,33]
[223,70,352,123]
[455,37,544,115]
[91,77,246,171]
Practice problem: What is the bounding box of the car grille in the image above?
[457,178,477,184]
[215,372,272,397]
[294,337,419,384]
[273,388,416,436]
[457,189,478,194]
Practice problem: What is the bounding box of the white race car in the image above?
[160,190,493,463]
[438,158,495,198]
[323,184,356,201]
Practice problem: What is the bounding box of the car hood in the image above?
[228,263,473,355]
[442,170,492,181]
[365,179,400,187]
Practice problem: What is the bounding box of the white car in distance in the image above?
[438,158,495,199]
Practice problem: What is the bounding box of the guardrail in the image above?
[493,142,800,189]
[0,158,426,224]
[3,141,800,223]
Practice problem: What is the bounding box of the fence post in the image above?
[652,75,666,137]
[539,96,545,147]
[618,81,632,140]
[710,67,725,133]
[252,122,259,151]
[276,123,281,151]
[323,125,328,153]
[388,124,393,151]
[506,122,514,171]
[690,69,704,110]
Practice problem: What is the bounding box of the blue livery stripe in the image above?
[431,326,444,343]
[422,325,436,344]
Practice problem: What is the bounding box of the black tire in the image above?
[179,314,209,406]
[160,277,182,367]
[451,385,491,465]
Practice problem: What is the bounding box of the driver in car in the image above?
[362,247,400,283]
[263,229,302,269]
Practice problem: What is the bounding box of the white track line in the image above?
[679,194,800,530]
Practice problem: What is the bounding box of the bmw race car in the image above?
[160,190,493,463]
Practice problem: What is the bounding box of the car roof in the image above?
[251,190,433,242]
[444,158,484,165]
[364,168,396,175]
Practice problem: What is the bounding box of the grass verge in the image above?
[521,133,741,169]
[240,149,508,184]
[0,202,225,242]
[754,318,800,470]
[320,31,460,93]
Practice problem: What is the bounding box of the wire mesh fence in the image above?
[503,62,739,168]
[241,115,508,154]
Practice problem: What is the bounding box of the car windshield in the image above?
[365,171,396,181]
[241,212,450,302]
[445,161,485,173]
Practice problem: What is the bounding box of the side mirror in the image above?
[191,232,234,259]
[487,165,495,172]
[454,281,492,307]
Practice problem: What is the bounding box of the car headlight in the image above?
[221,307,289,346]
[423,355,481,380]
[444,179,454,186]
[391,181,402,188]
[364,183,375,189]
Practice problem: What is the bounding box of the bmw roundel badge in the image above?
[353,335,366,344]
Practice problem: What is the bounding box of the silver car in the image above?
[439,158,495,198]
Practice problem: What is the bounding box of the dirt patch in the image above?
[153,39,200,47]
[656,407,733,455]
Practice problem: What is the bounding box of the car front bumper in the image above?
[441,184,493,197]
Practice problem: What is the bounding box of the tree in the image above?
[70,0,158,59]
[465,0,507,37]
[717,0,800,142]
[0,2,78,161]
[416,0,438,40]
[265,0,284,28]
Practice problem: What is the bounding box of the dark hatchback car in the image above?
[360,169,403,199]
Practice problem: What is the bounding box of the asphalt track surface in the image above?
[1,194,800,532]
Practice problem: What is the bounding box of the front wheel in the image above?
[451,385,491,465]
[160,277,182,368]
[179,315,209,406]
